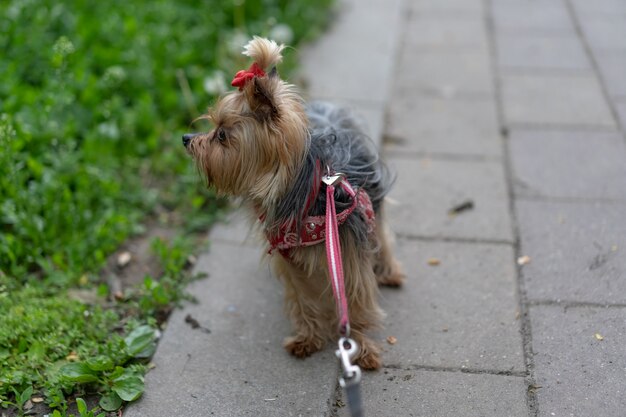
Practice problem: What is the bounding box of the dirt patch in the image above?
[100,219,179,296]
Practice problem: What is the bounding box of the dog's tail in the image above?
[242,36,285,70]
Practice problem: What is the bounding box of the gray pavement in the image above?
[126,0,626,415]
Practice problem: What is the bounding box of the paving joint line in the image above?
[405,89,494,100]
[515,193,626,205]
[505,121,619,132]
[564,0,626,142]
[384,149,502,163]
[485,1,539,415]
[499,67,594,76]
[396,233,514,246]
[527,299,626,310]
[327,367,343,417]
[382,363,527,378]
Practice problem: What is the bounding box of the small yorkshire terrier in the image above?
[183,37,404,369]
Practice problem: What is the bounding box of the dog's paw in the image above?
[352,338,382,370]
[376,268,405,288]
[356,349,382,370]
[377,272,405,287]
[283,336,323,358]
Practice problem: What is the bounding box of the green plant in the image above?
[3,386,33,416]
[0,0,334,413]
[58,326,155,411]
[75,398,106,417]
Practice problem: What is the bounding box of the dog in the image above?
[183,37,403,369]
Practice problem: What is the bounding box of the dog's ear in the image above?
[244,77,278,121]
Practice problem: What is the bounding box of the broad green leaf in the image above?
[99,391,122,411]
[112,373,144,401]
[124,325,156,357]
[86,356,114,372]
[59,362,99,383]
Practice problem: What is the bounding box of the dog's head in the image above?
[184,37,308,205]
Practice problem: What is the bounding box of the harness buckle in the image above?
[322,172,346,186]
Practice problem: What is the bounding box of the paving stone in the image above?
[530,305,626,417]
[126,243,338,417]
[496,34,591,70]
[501,73,616,127]
[404,15,488,49]
[593,50,626,97]
[509,129,626,200]
[578,15,626,50]
[410,0,484,15]
[386,158,513,242]
[491,1,575,34]
[385,96,502,157]
[615,99,626,128]
[516,199,626,304]
[394,48,494,95]
[208,208,257,247]
[376,239,524,371]
[339,369,528,417]
[571,0,626,15]
[300,0,403,103]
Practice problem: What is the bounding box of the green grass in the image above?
[0,0,333,414]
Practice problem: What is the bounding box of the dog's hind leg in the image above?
[373,204,405,287]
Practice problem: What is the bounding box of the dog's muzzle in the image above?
[182,133,196,148]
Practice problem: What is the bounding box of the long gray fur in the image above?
[265,101,393,248]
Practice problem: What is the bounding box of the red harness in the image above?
[264,164,376,257]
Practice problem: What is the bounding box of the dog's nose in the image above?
[182,133,195,147]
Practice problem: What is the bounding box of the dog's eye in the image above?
[216,128,227,143]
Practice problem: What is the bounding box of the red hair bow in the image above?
[231,62,265,90]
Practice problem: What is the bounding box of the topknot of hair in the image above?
[242,36,285,71]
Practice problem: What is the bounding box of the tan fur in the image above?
[273,233,389,369]
[187,37,404,370]
[243,36,285,69]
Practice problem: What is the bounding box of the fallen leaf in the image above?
[594,333,604,341]
[448,200,474,216]
[386,336,397,345]
[117,251,132,268]
[517,255,531,266]
[427,258,441,266]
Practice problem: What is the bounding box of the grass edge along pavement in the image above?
[0,1,334,415]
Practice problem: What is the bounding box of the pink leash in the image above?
[323,171,364,417]
[324,176,352,336]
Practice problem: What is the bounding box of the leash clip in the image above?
[336,337,361,387]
